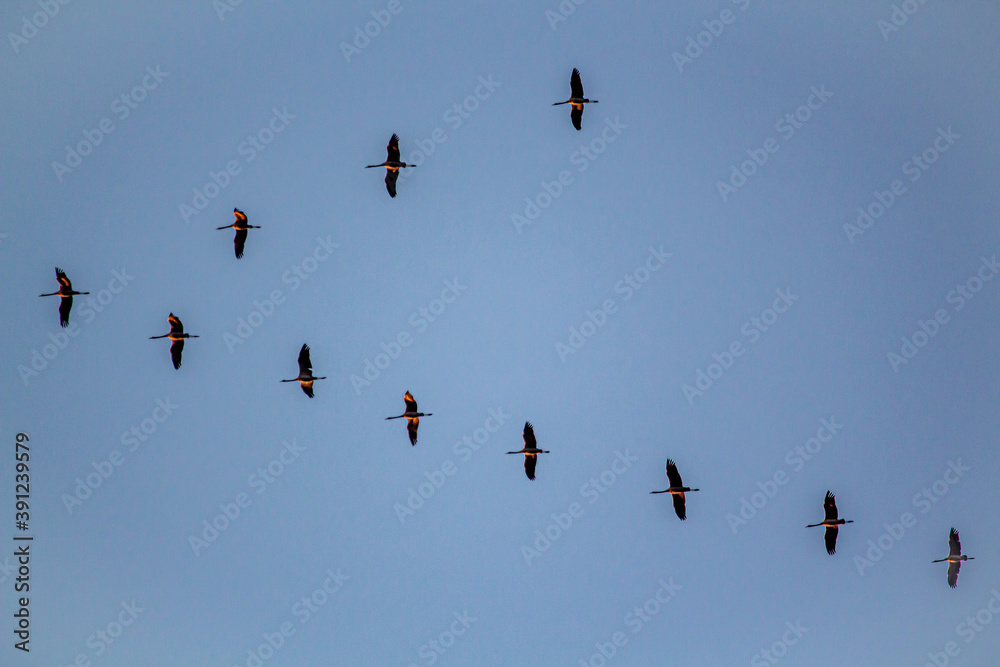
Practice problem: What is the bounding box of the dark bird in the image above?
[650,459,699,520]
[216,208,260,259]
[365,134,415,198]
[806,491,854,555]
[39,267,89,327]
[280,344,326,398]
[149,313,199,369]
[553,68,598,130]
[385,391,432,446]
[506,422,550,480]
[933,528,974,588]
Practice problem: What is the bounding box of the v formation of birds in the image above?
[38,68,973,589]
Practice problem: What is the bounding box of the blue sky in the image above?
[2,1,1000,665]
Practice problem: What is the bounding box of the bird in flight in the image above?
[149,313,199,369]
[280,344,326,398]
[366,134,415,198]
[385,391,432,446]
[506,422,550,480]
[39,267,89,327]
[553,68,598,130]
[650,459,699,520]
[933,528,974,588]
[805,491,854,555]
[216,208,260,259]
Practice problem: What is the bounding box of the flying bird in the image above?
[365,134,415,198]
[805,491,854,555]
[216,208,260,259]
[650,459,699,520]
[933,528,974,588]
[553,68,598,130]
[149,313,199,369]
[280,344,326,398]
[385,391,432,446]
[39,267,89,327]
[506,422,550,480]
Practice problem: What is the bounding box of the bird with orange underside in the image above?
[650,459,699,520]
[506,422,550,480]
[553,68,599,131]
[216,208,260,259]
[39,267,89,327]
[149,313,199,369]
[385,391,432,445]
[366,134,415,198]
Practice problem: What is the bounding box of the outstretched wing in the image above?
[59,295,73,327]
[407,417,419,446]
[824,526,839,555]
[525,454,537,480]
[824,491,839,522]
[570,105,583,131]
[523,422,536,449]
[387,134,401,162]
[570,68,584,98]
[947,561,961,588]
[385,169,399,198]
[672,492,687,520]
[170,339,184,369]
[234,228,248,258]
[301,381,315,398]
[56,267,71,288]
[234,208,247,223]
[666,459,683,488]
[404,391,417,414]
[298,344,313,375]
[168,314,183,335]
[949,528,961,557]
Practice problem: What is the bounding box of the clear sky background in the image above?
[2,1,999,665]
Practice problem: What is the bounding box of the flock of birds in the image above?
[36,68,974,588]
